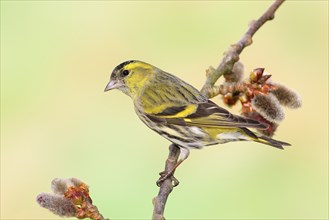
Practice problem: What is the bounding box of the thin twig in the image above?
[152,144,180,220]
[152,0,285,219]
[201,0,285,97]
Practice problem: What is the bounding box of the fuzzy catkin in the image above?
[225,61,244,82]
[271,84,302,109]
[51,178,84,195]
[252,93,285,122]
[36,193,75,217]
[51,178,68,195]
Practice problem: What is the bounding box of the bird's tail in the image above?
[254,135,291,149]
[240,127,291,149]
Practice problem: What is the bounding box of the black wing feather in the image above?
[146,100,267,129]
[185,100,267,129]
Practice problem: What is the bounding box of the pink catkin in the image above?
[36,193,76,217]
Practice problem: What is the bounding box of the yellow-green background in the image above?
[1,1,328,219]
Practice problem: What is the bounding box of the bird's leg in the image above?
[156,159,185,187]
[156,145,189,187]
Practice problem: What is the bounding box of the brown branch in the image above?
[152,144,180,220]
[201,0,285,97]
[152,0,285,219]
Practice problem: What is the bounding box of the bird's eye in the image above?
[122,70,129,77]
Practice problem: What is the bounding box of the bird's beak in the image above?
[104,80,122,92]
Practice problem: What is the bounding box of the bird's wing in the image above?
[142,71,265,129]
[148,100,267,129]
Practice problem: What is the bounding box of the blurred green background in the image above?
[1,1,328,220]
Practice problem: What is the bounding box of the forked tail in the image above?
[240,127,291,149]
[255,135,291,149]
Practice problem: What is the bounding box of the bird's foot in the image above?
[156,171,179,187]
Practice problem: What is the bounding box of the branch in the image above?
[201,0,285,96]
[152,144,180,220]
[152,0,285,219]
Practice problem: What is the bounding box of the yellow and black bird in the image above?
[105,60,290,184]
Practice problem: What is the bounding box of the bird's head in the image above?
[104,60,156,98]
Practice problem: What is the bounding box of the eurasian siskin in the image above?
[104,60,290,183]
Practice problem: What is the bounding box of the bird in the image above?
[104,60,290,185]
